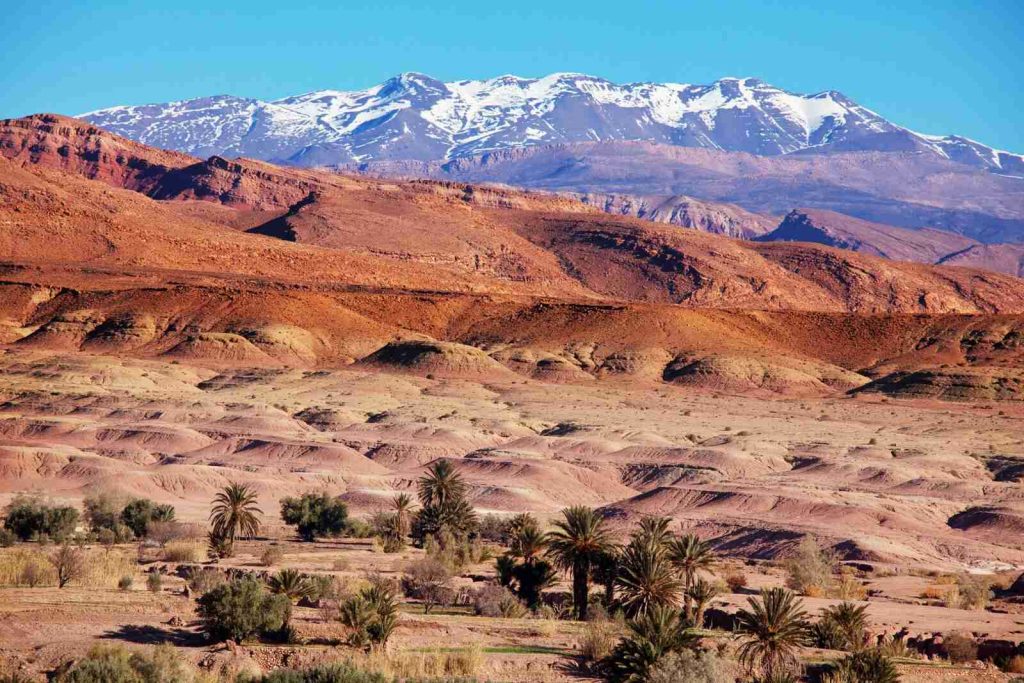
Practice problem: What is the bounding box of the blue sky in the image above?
[3,0,1022,151]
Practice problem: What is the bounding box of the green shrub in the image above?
[3,496,79,542]
[197,576,291,643]
[280,493,348,541]
[146,570,162,593]
[118,575,133,591]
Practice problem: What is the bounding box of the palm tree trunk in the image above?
[573,559,589,620]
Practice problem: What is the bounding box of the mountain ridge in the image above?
[80,72,1024,176]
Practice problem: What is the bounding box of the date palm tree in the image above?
[510,517,548,565]
[635,515,673,550]
[546,505,614,620]
[667,533,714,619]
[417,459,466,508]
[209,482,262,544]
[686,577,720,628]
[736,587,811,681]
[605,604,699,683]
[616,536,682,618]
[392,492,415,537]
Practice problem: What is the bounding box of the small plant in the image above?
[260,545,285,566]
[146,569,162,593]
[580,619,618,661]
[944,631,978,664]
[118,575,133,591]
[185,566,225,593]
[268,568,313,602]
[725,571,748,593]
[161,540,204,563]
[956,573,992,611]
[784,537,836,596]
[0,528,16,547]
[648,649,736,683]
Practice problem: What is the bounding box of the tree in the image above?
[686,577,720,628]
[736,587,811,681]
[418,459,466,509]
[209,483,262,547]
[511,558,557,609]
[392,493,415,538]
[49,544,86,588]
[268,569,314,602]
[823,649,901,683]
[411,460,476,545]
[546,506,614,620]
[634,516,673,550]
[279,492,348,541]
[667,533,715,620]
[401,557,453,613]
[196,576,291,643]
[616,536,682,618]
[604,604,699,683]
[509,516,547,564]
[120,498,175,539]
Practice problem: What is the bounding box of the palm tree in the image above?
[417,459,466,508]
[635,516,673,550]
[819,601,870,651]
[510,522,548,565]
[209,482,262,544]
[667,533,714,619]
[736,587,812,681]
[268,568,313,602]
[392,492,415,537]
[616,538,683,618]
[605,604,699,683]
[546,505,614,620]
[686,577,720,628]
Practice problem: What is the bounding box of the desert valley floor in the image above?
[2,114,1024,681]
[2,348,1024,681]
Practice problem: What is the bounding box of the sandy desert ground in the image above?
[1,348,1023,681]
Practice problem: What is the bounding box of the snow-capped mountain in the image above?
[81,72,1024,176]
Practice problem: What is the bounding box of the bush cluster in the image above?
[280,493,349,541]
[3,496,79,542]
